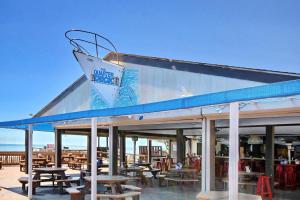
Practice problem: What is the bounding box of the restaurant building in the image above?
[33,51,300,192]
[1,32,300,199]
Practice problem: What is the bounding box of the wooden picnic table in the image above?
[168,168,197,178]
[62,155,75,163]
[33,167,71,187]
[33,158,48,167]
[135,163,151,168]
[239,171,264,177]
[84,175,130,194]
[120,166,143,173]
[135,163,161,178]
[75,157,87,162]
[196,191,261,200]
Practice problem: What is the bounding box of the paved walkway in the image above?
[1,165,300,199]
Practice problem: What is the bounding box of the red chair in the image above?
[194,159,201,174]
[256,175,272,200]
[223,161,229,177]
[284,165,297,190]
[156,161,162,170]
[296,165,300,186]
[238,160,246,171]
[275,164,284,188]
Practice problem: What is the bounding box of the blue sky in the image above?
[0,0,300,145]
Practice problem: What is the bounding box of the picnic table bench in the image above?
[165,177,199,187]
[18,177,41,194]
[97,191,141,200]
[221,178,257,193]
[55,176,81,193]
[65,185,85,200]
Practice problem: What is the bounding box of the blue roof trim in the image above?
[1,79,300,128]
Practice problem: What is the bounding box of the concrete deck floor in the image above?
[0,165,300,199]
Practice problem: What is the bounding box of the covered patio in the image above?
[0,78,300,199]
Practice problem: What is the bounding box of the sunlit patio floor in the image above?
[1,165,300,199]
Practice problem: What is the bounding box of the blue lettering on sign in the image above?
[90,68,120,86]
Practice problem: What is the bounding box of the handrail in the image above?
[65,29,120,65]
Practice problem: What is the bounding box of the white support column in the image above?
[201,118,207,192]
[91,118,97,200]
[229,102,239,200]
[28,124,33,199]
[205,120,216,191]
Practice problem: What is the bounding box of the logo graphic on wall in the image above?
[74,51,124,107]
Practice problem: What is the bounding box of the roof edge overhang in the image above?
[1,79,300,131]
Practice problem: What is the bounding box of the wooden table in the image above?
[135,163,151,168]
[120,167,143,175]
[62,155,74,163]
[169,168,197,178]
[33,167,70,187]
[84,175,130,194]
[33,158,48,167]
[196,191,262,200]
[76,157,87,162]
[135,163,161,178]
[222,171,262,191]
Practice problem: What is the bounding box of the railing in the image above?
[0,150,87,165]
[0,151,25,165]
[65,29,119,64]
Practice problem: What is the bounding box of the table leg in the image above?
[52,173,55,187]
[60,172,71,187]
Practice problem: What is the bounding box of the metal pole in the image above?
[28,124,33,199]
[147,139,152,163]
[95,35,99,58]
[201,118,207,192]
[229,102,239,200]
[91,118,97,200]
[133,140,136,164]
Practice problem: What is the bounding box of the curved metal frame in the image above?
[65,29,119,64]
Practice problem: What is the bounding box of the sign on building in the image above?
[74,51,124,107]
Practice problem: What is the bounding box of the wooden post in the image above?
[229,102,239,200]
[28,125,33,199]
[87,134,92,171]
[55,129,62,168]
[168,140,172,156]
[25,130,29,174]
[109,126,118,175]
[119,132,126,167]
[265,125,275,193]
[176,129,185,163]
[147,139,152,163]
[91,118,97,200]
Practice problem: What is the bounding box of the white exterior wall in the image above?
[42,80,91,116]
[40,61,265,116]
[128,63,264,103]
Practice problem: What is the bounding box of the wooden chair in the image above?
[284,165,297,190]
[256,176,272,200]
